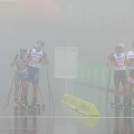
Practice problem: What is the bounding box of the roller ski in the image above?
[20,103,28,111]
[20,97,28,110]
[28,98,45,111]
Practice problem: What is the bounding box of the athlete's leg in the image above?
[32,83,38,99]
[14,72,21,101]
[127,83,133,107]
[14,80,20,108]
[127,73,134,107]
[114,84,120,100]
[114,71,120,106]
[31,83,39,108]
[121,72,128,106]
[114,72,120,100]
[21,81,29,106]
[123,83,128,106]
[128,84,133,99]
[123,84,128,98]
[20,67,31,107]
[14,80,20,101]
[31,68,39,107]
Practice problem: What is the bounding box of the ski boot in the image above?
[31,98,40,109]
[111,98,122,109]
[20,97,28,110]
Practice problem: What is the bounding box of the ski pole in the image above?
[38,85,45,107]
[106,66,112,108]
[46,64,55,110]
[3,77,14,115]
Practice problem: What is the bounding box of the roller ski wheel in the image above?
[29,104,45,111]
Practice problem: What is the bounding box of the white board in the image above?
[55,47,78,78]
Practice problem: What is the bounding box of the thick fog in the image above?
[0,0,134,115]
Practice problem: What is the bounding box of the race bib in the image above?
[31,57,39,63]
[117,61,124,66]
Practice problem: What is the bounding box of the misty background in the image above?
[0,0,134,115]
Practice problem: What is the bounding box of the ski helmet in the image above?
[36,40,45,47]
[115,43,125,52]
[20,48,27,53]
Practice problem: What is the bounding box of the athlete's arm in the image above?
[42,51,49,65]
[10,55,18,67]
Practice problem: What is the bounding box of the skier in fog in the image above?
[24,40,49,108]
[10,48,28,109]
[107,44,128,108]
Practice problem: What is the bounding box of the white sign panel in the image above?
[55,47,78,78]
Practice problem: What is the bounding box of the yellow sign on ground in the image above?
[61,94,74,105]
[62,93,100,116]
[77,100,100,116]
[61,93,100,128]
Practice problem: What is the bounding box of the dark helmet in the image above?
[115,43,125,52]
[36,40,45,47]
[20,48,27,54]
